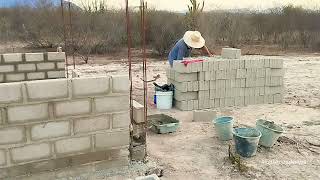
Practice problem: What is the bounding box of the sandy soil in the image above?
[64,55,320,180]
[13,54,320,180]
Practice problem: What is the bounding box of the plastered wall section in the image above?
[0,75,130,169]
[0,52,66,83]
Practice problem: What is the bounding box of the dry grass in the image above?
[1,2,320,56]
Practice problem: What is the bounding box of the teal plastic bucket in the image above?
[256,119,284,147]
[213,117,234,141]
[156,91,173,110]
[233,128,262,157]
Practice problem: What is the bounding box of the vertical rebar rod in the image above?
[140,2,143,49]
[68,2,75,69]
[142,1,148,157]
[60,0,68,78]
[125,0,134,161]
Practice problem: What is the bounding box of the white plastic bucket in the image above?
[156,91,173,110]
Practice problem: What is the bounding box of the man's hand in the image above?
[203,45,214,57]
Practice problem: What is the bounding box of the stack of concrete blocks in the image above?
[0,52,65,83]
[0,75,130,178]
[130,100,146,161]
[167,56,284,111]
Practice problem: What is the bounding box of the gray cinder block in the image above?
[221,48,241,59]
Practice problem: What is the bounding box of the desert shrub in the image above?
[72,9,127,55]
[1,2,320,55]
[5,2,63,48]
[185,0,204,30]
[311,32,320,50]
[0,16,11,41]
[147,11,185,56]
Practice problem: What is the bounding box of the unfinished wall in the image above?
[71,70,147,162]
[167,56,284,111]
[72,70,146,162]
[0,75,130,178]
[0,52,65,83]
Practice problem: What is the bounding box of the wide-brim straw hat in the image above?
[183,31,205,49]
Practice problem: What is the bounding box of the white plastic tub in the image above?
[156,91,173,110]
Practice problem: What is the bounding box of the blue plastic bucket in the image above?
[156,91,173,109]
[256,119,284,147]
[233,128,262,157]
[213,117,234,141]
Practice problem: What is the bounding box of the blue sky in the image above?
[0,0,60,7]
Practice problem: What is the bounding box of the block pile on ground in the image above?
[167,55,284,111]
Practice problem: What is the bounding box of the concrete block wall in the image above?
[0,52,65,83]
[167,56,284,111]
[0,75,130,175]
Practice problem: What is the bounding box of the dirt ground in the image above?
[65,54,320,180]
[141,55,320,180]
[9,54,320,180]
